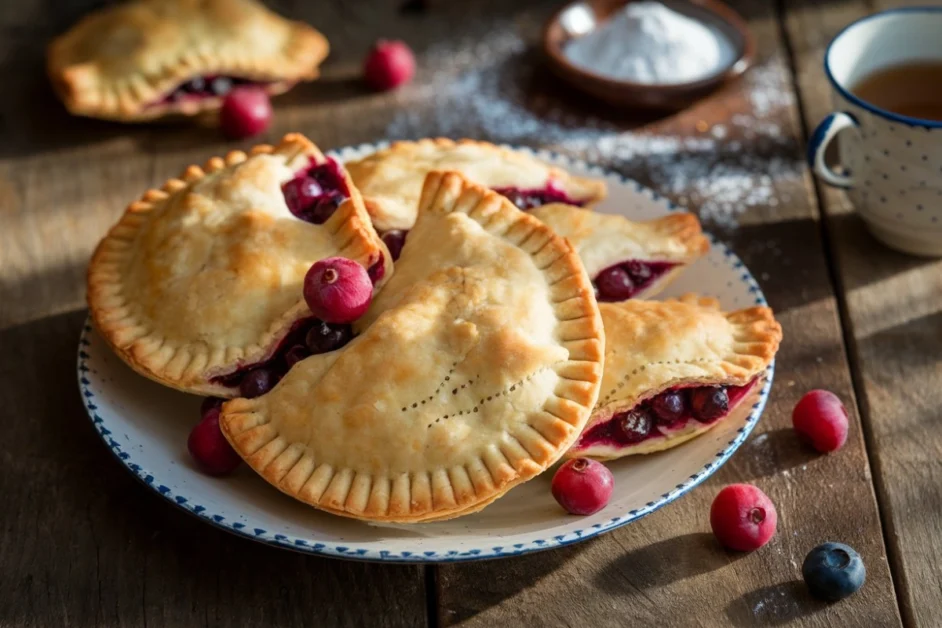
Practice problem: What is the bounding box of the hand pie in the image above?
[219,171,605,523]
[530,203,709,301]
[48,0,328,121]
[568,296,781,460]
[87,133,392,398]
[345,138,607,233]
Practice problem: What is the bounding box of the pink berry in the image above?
[363,40,416,91]
[303,257,373,323]
[219,87,272,139]
[792,390,849,453]
[551,458,614,515]
[710,484,777,551]
[187,411,242,476]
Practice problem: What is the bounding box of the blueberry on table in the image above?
[802,542,866,601]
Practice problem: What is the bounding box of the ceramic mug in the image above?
[808,7,942,257]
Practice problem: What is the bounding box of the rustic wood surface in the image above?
[0,0,932,625]
[785,0,942,626]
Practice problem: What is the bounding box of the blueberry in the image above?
[616,408,652,444]
[650,389,686,425]
[210,76,233,96]
[183,76,207,93]
[690,386,729,422]
[283,344,309,369]
[305,320,351,354]
[381,229,407,261]
[240,368,274,399]
[594,266,635,302]
[802,542,866,601]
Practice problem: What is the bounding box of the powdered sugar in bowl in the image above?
[544,0,755,109]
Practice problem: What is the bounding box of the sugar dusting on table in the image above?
[385,21,799,231]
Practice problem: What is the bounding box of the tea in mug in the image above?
[851,61,942,121]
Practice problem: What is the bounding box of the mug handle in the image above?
[807,112,859,189]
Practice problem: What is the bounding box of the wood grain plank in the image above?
[435,1,901,626]
[785,0,942,625]
[0,310,428,628]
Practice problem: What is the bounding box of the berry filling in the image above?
[282,158,351,224]
[377,184,587,262]
[491,184,586,210]
[575,379,758,450]
[150,75,277,108]
[593,260,678,302]
[210,317,353,396]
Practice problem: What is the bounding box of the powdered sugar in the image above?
[563,2,732,84]
[385,23,799,231]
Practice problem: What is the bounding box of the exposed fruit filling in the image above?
[150,75,277,108]
[575,379,758,450]
[210,317,353,397]
[378,184,587,262]
[491,184,587,210]
[593,260,678,302]
[282,157,351,224]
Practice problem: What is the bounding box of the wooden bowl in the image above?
[543,0,756,110]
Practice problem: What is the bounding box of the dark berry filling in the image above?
[210,317,353,396]
[153,75,273,107]
[282,157,351,224]
[491,183,585,210]
[593,260,677,302]
[576,379,757,450]
[381,230,408,261]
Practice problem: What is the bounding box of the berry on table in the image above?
[802,542,866,601]
[219,87,272,139]
[792,390,849,453]
[303,257,373,324]
[363,40,416,91]
[710,483,777,551]
[187,410,242,476]
[551,458,614,515]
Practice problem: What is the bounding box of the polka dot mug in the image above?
[808,7,942,257]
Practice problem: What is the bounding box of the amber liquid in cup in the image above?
[851,61,942,121]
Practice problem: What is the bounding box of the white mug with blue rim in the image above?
[808,7,942,257]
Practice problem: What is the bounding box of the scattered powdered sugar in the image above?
[386,22,801,231]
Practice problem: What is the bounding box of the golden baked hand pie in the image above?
[48,0,328,121]
[219,171,605,523]
[87,133,391,398]
[529,203,709,301]
[345,138,607,234]
[568,296,781,460]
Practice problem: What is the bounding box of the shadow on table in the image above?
[728,427,820,482]
[0,309,429,627]
[725,579,828,627]
[594,532,741,592]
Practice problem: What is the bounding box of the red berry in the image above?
[363,40,416,91]
[710,484,777,551]
[303,257,373,323]
[219,87,272,139]
[551,458,614,515]
[187,411,242,476]
[792,390,849,453]
[200,396,223,421]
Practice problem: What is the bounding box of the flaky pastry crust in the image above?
[569,295,781,460]
[87,133,390,397]
[345,138,608,231]
[530,203,710,298]
[48,0,328,120]
[219,171,605,523]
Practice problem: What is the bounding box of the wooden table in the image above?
[1,0,938,625]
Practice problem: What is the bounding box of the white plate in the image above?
[77,144,773,562]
